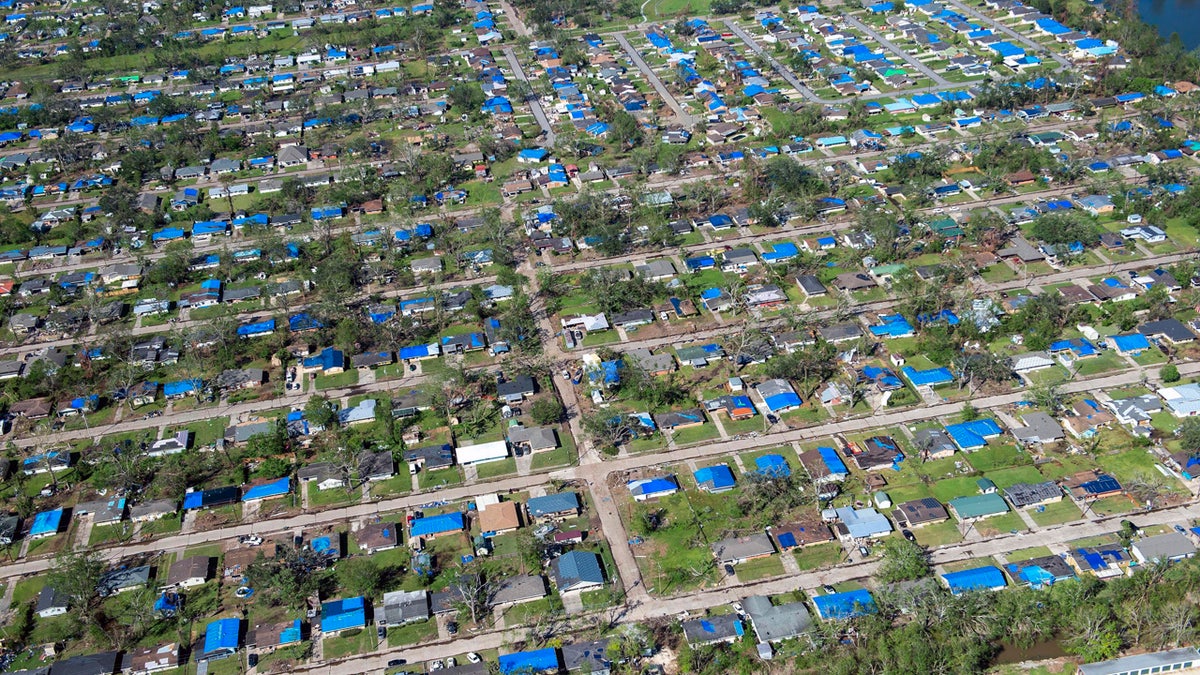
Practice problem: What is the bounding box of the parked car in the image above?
[446,621,459,635]
[387,659,406,667]
[902,529,915,542]
[859,546,871,557]
[467,653,482,664]
[823,585,837,595]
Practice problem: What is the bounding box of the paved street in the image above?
[502,46,556,147]
[614,32,700,127]
[843,15,949,87]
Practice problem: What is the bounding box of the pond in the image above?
[993,638,1068,665]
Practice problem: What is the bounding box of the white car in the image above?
[447,657,457,667]
[467,653,482,664]
[429,661,444,671]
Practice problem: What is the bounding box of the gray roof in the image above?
[635,259,676,279]
[1010,412,1063,444]
[129,499,177,521]
[377,589,430,626]
[682,614,742,645]
[1002,481,1063,508]
[74,498,126,524]
[98,565,151,595]
[1078,648,1200,675]
[795,274,827,296]
[496,375,535,398]
[36,585,68,614]
[819,322,863,342]
[756,378,796,399]
[561,639,613,673]
[526,492,580,518]
[710,534,775,563]
[1134,533,1196,562]
[492,574,548,605]
[741,595,813,642]
[914,428,956,455]
[1140,318,1196,343]
[507,425,558,451]
[357,450,394,480]
[552,550,605,591]
[625,348,676,374]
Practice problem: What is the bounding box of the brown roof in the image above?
[769,515,834,548]
[479,501,521,533]
[10,396,52,418]
[356,521,399,551]
[250,619,302,649]
[892,498,949,527]
[166,555,212,586]
[1057,285,1097,304]
[128,644,181,672]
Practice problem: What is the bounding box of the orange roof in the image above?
[479,501,521,533]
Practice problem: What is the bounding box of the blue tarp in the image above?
[242,477,289,502]
[30,508,63,536]
[942,566,1006,594]
[818,446,849,476]
[755,454,790,477]
[945,419,1003,449]
[1109,333,1151,353]
[498,648,560,674]
[321,597,366,632]
[814,589,876,619]
[693,465,736,491]
[410,512,464,537]
[902,366,954,386]
[204,618,241,655]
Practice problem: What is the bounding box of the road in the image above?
[501,46,556,147]
[942,0,1073,69]
[843,15,949,87]
[613,32,700,127]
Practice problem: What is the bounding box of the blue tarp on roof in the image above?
[1077,473,1121,496]
[902,366,954,386]
[242,477,289,502]
[1109,333,1151,353]
[1048,338,1096,357]
[30,508,63,536]
[944,419,1003,449]
[163,379,200,397]
[321,597,366,632]
[755,454,790,477]
[763,390,802,412]
[498,648,560,674]
[204,618,241,655]
[237,319,275,336]
[869,314,914,338]
[818,446,849,476]
[410,512,464,537]
[693,465,736,491]
[814,589,876,619]
[289,313,324,332]
[942,566,1007,594]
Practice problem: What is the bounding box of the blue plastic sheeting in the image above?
[942,566,1006,594]
[814,589,876,619]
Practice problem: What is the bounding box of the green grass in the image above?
[139,514,183,538]
[308,483,361,507]
[1073,352,1125,377]
[974,511,1028,537]
[369,474,413,498]
[1004,545,1053,562]
[323,628,377,659]
[984,465,1046,489]
[1090,494,1138,516]
[530,444,575,470]
[1097,450,1183,492]
[735,555,785,581]
[418,467,464,490]
[912,520,965,547]
[931,476,987,502]
[670,424,721,446]
[315,370,359,390]
[475,457,518,480]
[501,596,564,625]
[174,417,229,448]
[792,542,845,570]
[968,445,1029,472]
[1028,499,1082,527]
[385,619,438,647]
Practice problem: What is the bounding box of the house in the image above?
[404,444,454,473]
[948,493,1009,521]
[827,506,892,539]
[913,429,957,460]
[357,449,393,480]
[1140,318,1196,344]
[493,575,549,607]
[410,512,465,539]
[166,556,213,589]
[795,274,828,297]
[376,590,430,627]
[940,566,1008,595]
[694,464,736,493]
[553,550,605,592]
[183,486,241,510]
[508,425,559,453]
[1077,648,1200,675]
[740,595,813,646]
[320,597,367,634]
[1009,412,1064,444]
[456,440,509,465]
[891,497,949,528]
[298,463,345,491]
[813,589,876,620]
[128,643,183,673]
[682,614,744,646]
[1160,383,1200,417]
[36,585,69,617]
[1011,351,1055,374]
[1003,481,1063,508]
[628,475,678,501]
[799,447,850,483]
[497,375,536,403]
[301,347,346,375]
[356,521,399,553]
[98,565,151,596]
[526,492,581,521]
[1132,533,1196,563]
[43,652,122,675]
[1068,543,1129,579]
[242,477,290,503]
[479,500,522,536]
[757,379,802,413]
[29,508,64,538]
[498,648,560,674]
[1005,555,1076,588]
[562,640,614,675]
[129,500,176,523]
[247,620,304,653]
[710,534,775,565]
[74,498,126,525]
[768,517,834,550]
[0,514,19,546]
[1062,470,1122,500]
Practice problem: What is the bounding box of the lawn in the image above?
[308,484,361,507]
[931,476,986,502]
[323,628,378,659]
[1073,352,1125,377]
[476,458,518,479]
[1097,450,1183,492]
[386,619,438,647]
[973,512,1028,537]
[139,515,183,538]
[912,520,965,547]
[530,445,575,470]
[1028,499,1082,527]
[792,542,845,570]
[670,424,722,446]
[984,465,1046,489]
[1090,494,1138,516]
[501,596,564,625]
[179,417,229,447]
[418,467,464,490]
[315,370,359,390]
[369,474,413,498]
[736,555,785,581]
[1004,545,1052,562]
[968,445,1029,472]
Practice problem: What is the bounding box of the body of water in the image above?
[1139,0,1200,50]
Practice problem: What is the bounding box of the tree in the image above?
[245,545,332,609]
[46,550,105,627]
[530,398,565,425]
[1024,381,1065,412]
[336,558,385,600]
[876,538,931,583]
[305,394,339,431]
[1162,364,1181,383]
[446,562,500,627]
